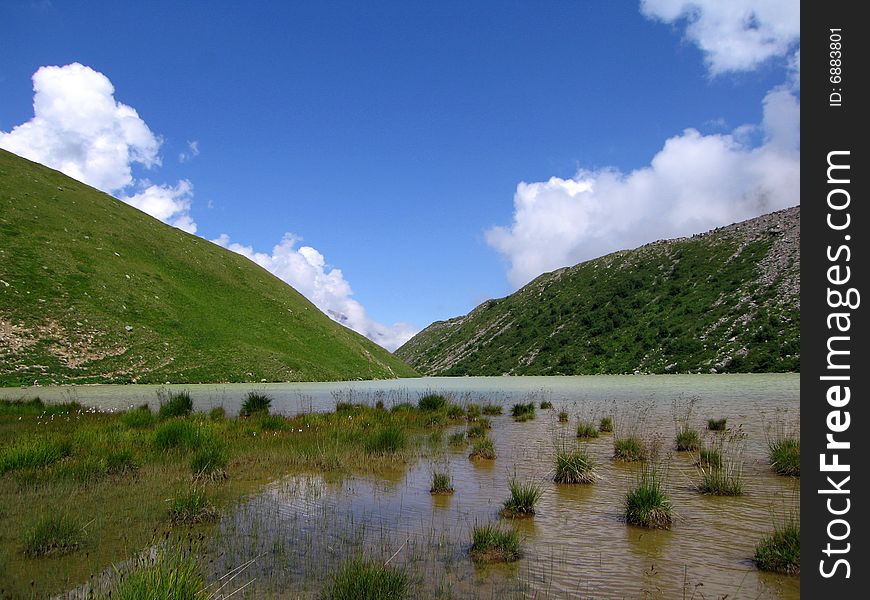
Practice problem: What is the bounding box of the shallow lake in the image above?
[7,374,800,598]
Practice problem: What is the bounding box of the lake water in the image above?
[8,374,800,598]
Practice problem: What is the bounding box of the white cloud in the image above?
[0,62,196,232]
[641,0,799,74]
[179,140,199,163]
[122,180,197,234]
[486,86,799,288]
[212,233,418,351]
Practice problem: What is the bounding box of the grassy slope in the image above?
[0,149,417,384]
[397,208,799,375]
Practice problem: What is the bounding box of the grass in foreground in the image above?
[326,556,409,600]
[470,523,521,563]
[21,514,85,557]
[553,446,597,484]
[501,477,543,518]
[624,464,672,529]
[755,520,800,575]
[105,545,205,600]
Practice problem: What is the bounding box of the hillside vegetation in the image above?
[0,149,417,385]
[397,207,799,375]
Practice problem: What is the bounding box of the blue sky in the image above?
[0,1,799,350]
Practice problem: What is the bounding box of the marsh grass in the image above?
[481,403,503,416]
[446,404,465,419]
[613,436,647,462]
[598,416,614,433]
[109,545,205,599]
[153,421,211,451]
[696,447,722,469]
[755,519,800,575]
[209,406,226,421]
[105,448,138,474]
[169,489,219,524]
[466,424,488,439]
[0,436,72,474]
[448,431,467,447]
[121,405,155,429]
[501,477,543,518]
[558,411,569,423]
[553,444,597,484]
[465,404,482,421]
[190,442,229,481]
[0,398,81,417]
[157,390,193,420]
[511,403,536,420]
[258,414,289,431]
[576,421,599,439]
[624,463,672,529]
[696,428,745,495]
[418,393,448,411]
[240,391,272,417]
[430,471,453,494]
[327,556,409,600]
[707,418,727,431]
[540,400,553,409]
[366,426,407,454]
[470,523,521,563]
[468,437,496,460]
[22,514,84,557]
[769,437,800,476]
[674,427,700,451]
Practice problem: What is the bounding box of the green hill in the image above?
[0,149,417,385]
[397,207,799,375]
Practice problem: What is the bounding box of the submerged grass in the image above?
[326,556,409,600]
[470,523,521,563]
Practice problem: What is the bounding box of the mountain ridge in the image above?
[397,206,799,376]
[0,149,418,385]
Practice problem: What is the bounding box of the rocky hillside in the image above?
[397,207,799,375]
[0,149,418,385]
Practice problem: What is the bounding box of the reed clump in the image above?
[501,477,543,518]
[481,403,503,416]
[576,421,599,439]
[755,520,800,575]
[157,390,193,420]
[468,438,496,461]
[554,445,597,484]
[598,416,614,433]
[430,471,453,495]
[239,391,272,417]
[624,463,672,529]
[327,556,409,600]
[21,515,84,557]
[707,417,727,431]
[470,523,521,563]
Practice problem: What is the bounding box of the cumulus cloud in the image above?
[212,233,418,351]
[486,86,799,288]
[178,140,199,163]
[0,62,196,231]
[641,0,800,74]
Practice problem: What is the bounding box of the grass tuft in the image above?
[481,403,503,416]
[258,414,289,431]
[576,421,599,439]
[624,464,672,529]
[121,405,155,429]
[707,417,728,431]
[430,471,453,494]
[554,446,597,484]
[209,406,226,421]
[157,391,193,420]
[465,404,481,421]
[754,520,800,575]
[448,431,467,447]
[190,442,228,481]
[598,416,614,433]
[501,477,543,518]
[0,437,72,474]
[446,404,465,419]
[240,391,272,417]
[366,426,406,454]
[326,556,409,600]
[109,546,204,600]
[21,515,84,557]
[468,437,496,460]
[540,400,553,409]
[613,436,647,462]
[511,402,535,420]
[105,449,138,474]
[418,393,448,411]
[675,427,700,451]
[169,489,219,524]
[558,411,569,423]
[769,437,800,476]
[470,523,521,563]
[697,447,722,468]
[153,421,202,451]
